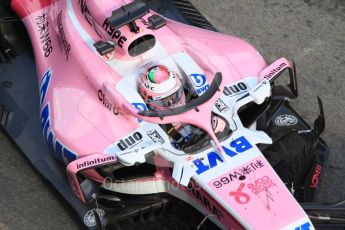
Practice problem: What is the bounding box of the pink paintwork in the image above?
[11,0,314,229]
[259,57,292,81]
[14,0,265,163]
[208,156,306,230]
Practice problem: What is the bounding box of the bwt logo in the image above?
[189,74,207,87]
[132,103,148,123]
[295,222,311,230]
[196,85,209,95]
[193,136,253,174]
[132,103,148,112]
[189,74,209,95]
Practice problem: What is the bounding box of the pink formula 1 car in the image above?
[0,0,342,229]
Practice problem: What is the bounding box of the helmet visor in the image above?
[151,86,184,108]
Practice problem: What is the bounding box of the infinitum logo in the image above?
[263,62,287,80]
[76,156,116,169]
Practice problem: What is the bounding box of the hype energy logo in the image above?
[189,74,209,95]
[193,136,253,174]
[39,68,78,163]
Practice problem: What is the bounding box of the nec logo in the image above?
[193,136,253,174]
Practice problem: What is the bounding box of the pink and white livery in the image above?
[10,0,318,229]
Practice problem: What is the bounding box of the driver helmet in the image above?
[139,65,185,110]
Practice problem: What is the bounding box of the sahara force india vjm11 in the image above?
[1,0,343,229]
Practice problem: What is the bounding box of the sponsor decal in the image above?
[247,176,276,195]
[76,156,116,169]
[39,68,78,163]
[132,103,148,112]
[189,74,207,87]
[209,156,305,228]
[295,222,311,230]
[310,164,322,188]
[253,79,268,93]
[144,81,155,91]
[193,136,253,175]
[147,130,165,144]
[83,209,105,227]
[39,68,52,106]
[98,90,120,116]
[140,61,154,70]
[57,11,71,60]
[40,68,78,164]
[228,176,276,206]
[188,74,209,95]
[35,11,53,57]
[118,149,140,156]
[263,62,287,80]
[211,160,277,213]
[116,132,143,151]
[185,155,194,161]
[103,19,128,48]
[41,103,78,164]
[211,116,218,130]
[187,181,224,220]
[229,183,250,204]
[214,98,229,112]
[78,0,102,37]
[275,114,298,126]
[223,82,248,97]
[213,163,275,215]
[212,159,265,189]
[132,103,148,123]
